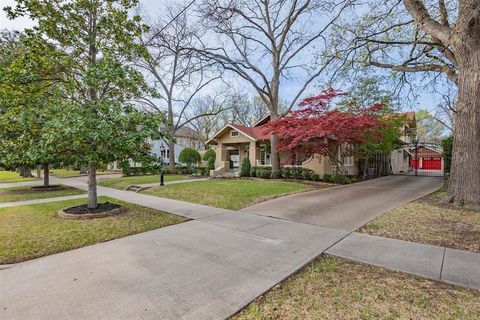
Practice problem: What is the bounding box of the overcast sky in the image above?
[1,0,436,112]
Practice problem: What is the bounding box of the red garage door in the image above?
[422,157,442,170]
[410,159,420,169]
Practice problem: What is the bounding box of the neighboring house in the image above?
[391,112,417,174]
[151,126,204,165]
[206,115,357,177]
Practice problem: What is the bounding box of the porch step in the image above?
[124,185,151,193]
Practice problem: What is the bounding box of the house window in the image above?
[230,131,239,137]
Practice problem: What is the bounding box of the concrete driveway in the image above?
[241,176,443,231]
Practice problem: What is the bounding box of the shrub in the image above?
[178,148,201,168]
[331,174,351,184]
[323,174,332,183]
[302,169,313,180]
[240,158,251,177]
[258,169,272,179]
[270,170,281,179]
[312,174,320,181]
[207,157,215,172]
[250,167,257,177]
[292,167,303,179]
[202,149,216,162]
[281,167,291,179]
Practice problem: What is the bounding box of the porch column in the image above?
[249,141,256,166]
[215,143,224,168]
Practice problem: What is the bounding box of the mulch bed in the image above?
[63,202,122,215]
[3,185,67,194]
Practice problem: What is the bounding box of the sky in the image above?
[0,0,437,113]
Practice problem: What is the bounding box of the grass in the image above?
[360,185,480,253]
[50,168,111,178]
[0,170,38,183]
[234,257,480,320]
[142,178,313,210]
[98,174,190,190]
[0,185,86,203]
[0,197,187,264]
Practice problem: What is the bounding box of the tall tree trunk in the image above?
[87,162,98,209]
[270,134,281,172]
[168,136,176,173]
[446,54,480,209]
[19,166,33,177]
[43,163,50,187]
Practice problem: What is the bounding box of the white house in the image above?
[151,127,204,165]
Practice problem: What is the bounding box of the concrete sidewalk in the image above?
[0,194,88,208]
[0,180,41,189]
[326,232,480,290]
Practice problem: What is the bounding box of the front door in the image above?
[229,151,240,169]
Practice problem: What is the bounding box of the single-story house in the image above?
[206,115,357,177]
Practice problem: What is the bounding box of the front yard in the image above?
[360,185,480,253]
[0,197,187,264]
[0,185,86,203]
[142,179,315,210]
[98,174,190,190]
[0,170,38,183]
[50,168,112,178]
[234,257,480,320]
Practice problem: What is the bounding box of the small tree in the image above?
[264,89,387,174]
[207,157,215,172]
[202,149,216,162]
[441,136,453,176]
[240,158,251,177]
[178,148,201,168]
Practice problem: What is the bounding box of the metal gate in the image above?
[391,142,444,177]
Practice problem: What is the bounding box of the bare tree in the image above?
[343,0,480,208]
[136,5,225,171]
[187,93,238,146]
[434,86,456,132]
[193,0,352,172]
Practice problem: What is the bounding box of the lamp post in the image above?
[159,144,165,186]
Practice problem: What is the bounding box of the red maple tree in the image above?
[263,89,387,171]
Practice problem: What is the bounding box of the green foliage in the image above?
[207,157,215,172]
[323,174,332,182]
[3,0,163,207]
[441,136,453,175]
[240,158,251,177]
[254,167,272,179]
[178,148,201,167]
[271,170,282,179]
[416,109,446,142]
[281,167,292,179]
[202,149,216,161]
[330,174,351,184]
[312,174,320,181]
[250,167,257,177]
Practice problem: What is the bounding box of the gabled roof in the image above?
[206,123,270,144]
[252,114,271,127]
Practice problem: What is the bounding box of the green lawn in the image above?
[0,170,38,183]
[50,168,111,178]
[98,174,190,190]
[234,257,480,320]
[359,186,480,253]
[142,179,313,210]
[0,185,86,203]
[0,197,187,264]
